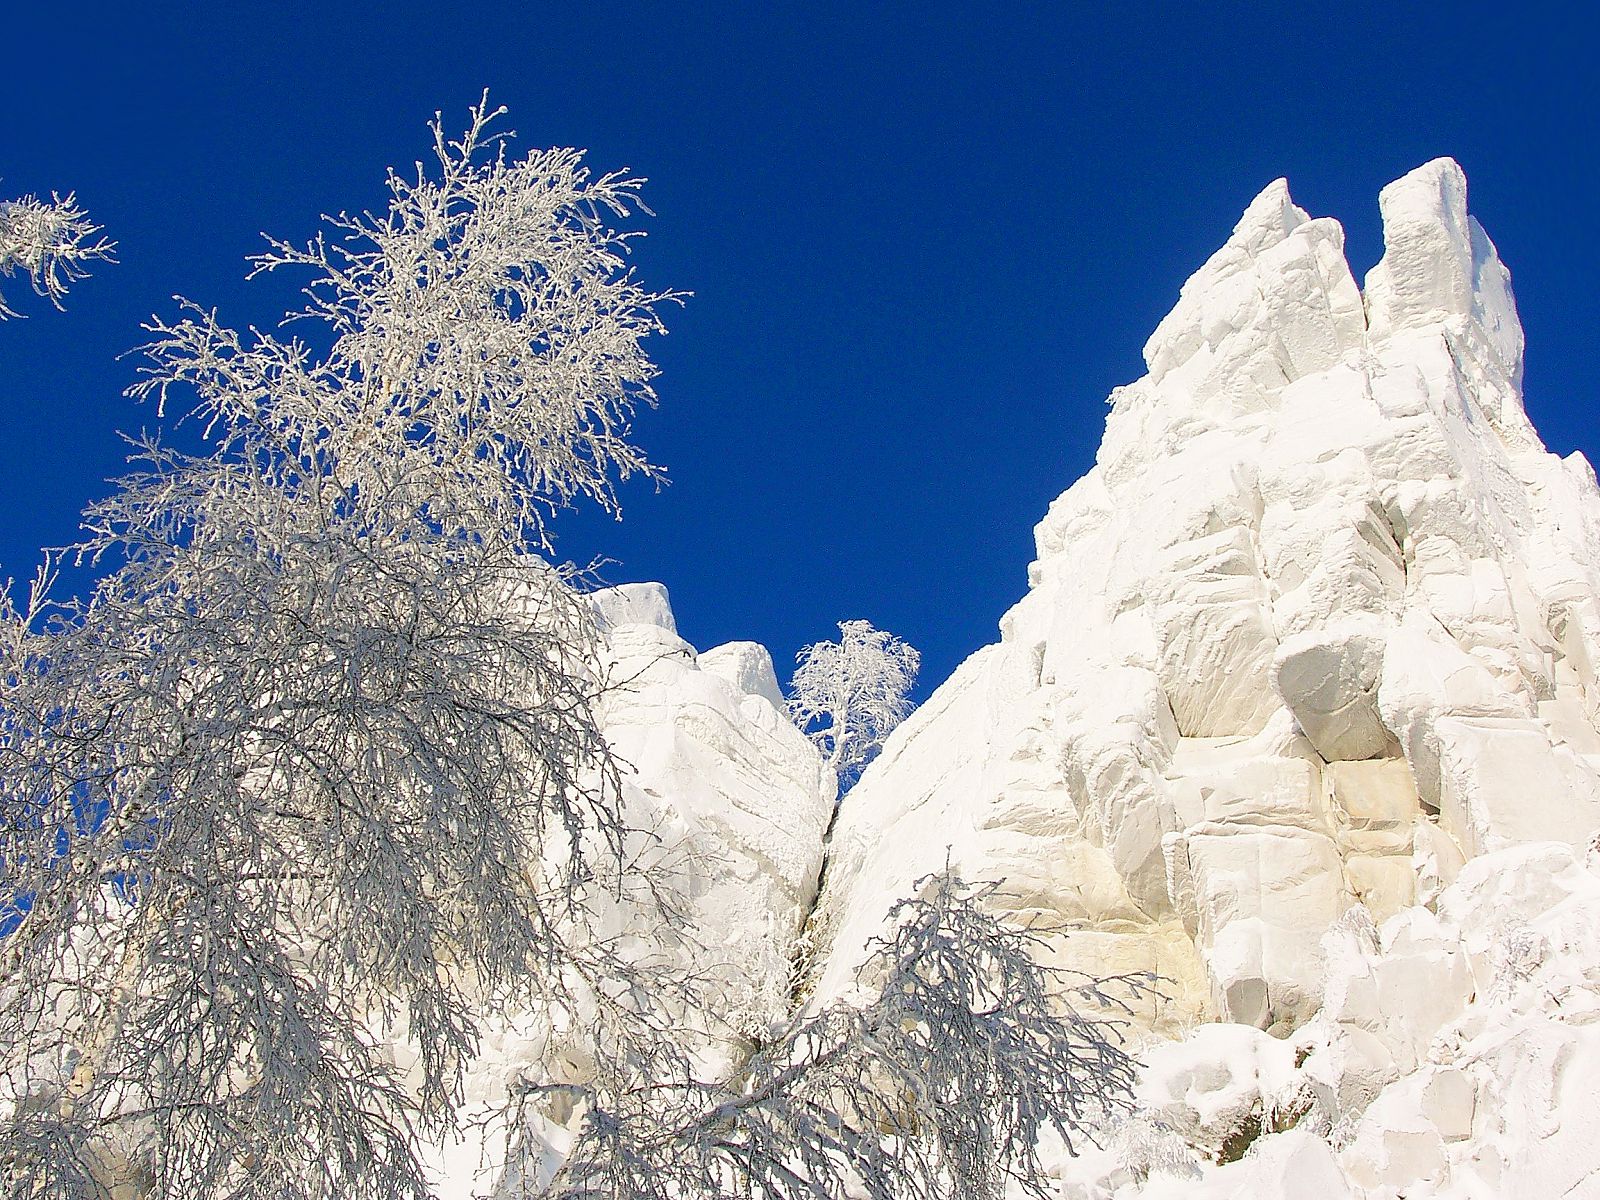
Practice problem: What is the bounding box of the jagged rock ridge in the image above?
[806,159,1600,1196]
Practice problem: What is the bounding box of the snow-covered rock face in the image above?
[1050,843,1600,1198]
[810,157,1600,1063]
[424,585,833,1194]
[592,585,834,1033]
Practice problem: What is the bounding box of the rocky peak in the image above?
[808,154,1600,1090]
[794,159,1600,1196]
[803,158,1600,1196]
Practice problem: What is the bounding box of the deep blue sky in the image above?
[2,3,1595,698]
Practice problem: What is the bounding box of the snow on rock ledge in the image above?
[699,640,787,711]
[1051,842,1600,1198]
[588,579,678,634]
[810,155,1600,1121]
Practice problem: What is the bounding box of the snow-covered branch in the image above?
[532,866,1146,1200]
[0,189,114,318]
[0,98,676,1197]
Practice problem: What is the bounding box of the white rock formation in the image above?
[591,583,833,1034]
[1051,841,1600,1198]
[808,159,1600,1195]
[423,583,834,1195]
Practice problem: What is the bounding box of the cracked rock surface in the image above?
[809,159,1600,1197]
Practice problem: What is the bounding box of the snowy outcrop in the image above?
[808,158,1600,1193]
[1052,841,1600,1198]
[699,640,788,711]
[593,587,834,1017]
[424,585,833,1194]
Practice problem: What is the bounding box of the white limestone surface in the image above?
[420,583,834,1197]
[809,159,1600,1195]
[1051,842,1600,1198]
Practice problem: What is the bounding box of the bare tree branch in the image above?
[531,866,1147,1200]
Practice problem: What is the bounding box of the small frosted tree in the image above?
[789,619,919,785]
[0,188,114,317]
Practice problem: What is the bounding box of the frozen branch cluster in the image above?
[135,96,679,552]
[532,867,1143,1200]
[0,189,113,318]
[788,620,919,785]
[0,97,675,1198]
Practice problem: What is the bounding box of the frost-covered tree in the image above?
[0,96,678,1198]
[789,620,919,785]
[0,188,113,317]
[526,866,1145,1200]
